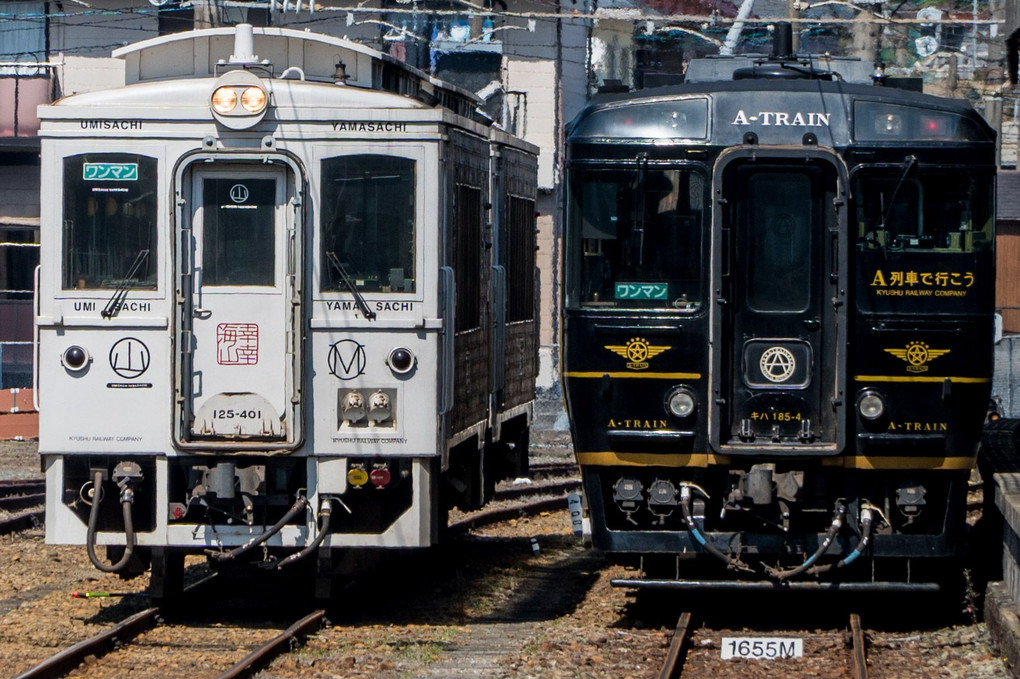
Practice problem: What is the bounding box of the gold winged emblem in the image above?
[884,342,950,373]
[605,337,671,370]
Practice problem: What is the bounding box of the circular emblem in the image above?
[760,346,796,383]
[109,337,150,379]
[229,184,250,204]
[328,340,367,380]
[905,342,929,366]
[626,338,650,363]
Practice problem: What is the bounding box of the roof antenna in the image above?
[772,21,794,60]
[229,23,258,65]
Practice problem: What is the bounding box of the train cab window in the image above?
[320,155,416,294]
[201,177,276,286]
[61,154,157,290]
[568,167,705,310]
[853,169,993,253]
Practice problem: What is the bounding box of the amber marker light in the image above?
[347,466,369,487]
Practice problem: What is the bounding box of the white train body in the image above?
[35,25,538,592]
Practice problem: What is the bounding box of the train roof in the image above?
[110,24,481,115]
[568,74,995,149]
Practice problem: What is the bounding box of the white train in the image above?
[35,24,538,598]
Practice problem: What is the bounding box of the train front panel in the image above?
[563,65,996,585]
[35,26,537,591]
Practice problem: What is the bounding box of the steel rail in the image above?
[850,612,868,679]
[213,608,327,679]
[447,496,568,534]
[0,509,43,535]
[493,478,581,502]
[658,611,693,679]
[527,462,579,476]
[0,478,45,492]
[0,492,45,512]
[12,574,218,678]
[11,607,160,679]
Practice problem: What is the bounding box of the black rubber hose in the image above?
[207,496,309,562]
[809,507,875,576]
[767,503,846,580]
[85,470,137,573]
[275,499,334,569]
[679,485,753,573]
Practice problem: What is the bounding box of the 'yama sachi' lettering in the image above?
[325,300,415,312]
[332,121,408,133]
[731,110,831,127]
[79,120,144,130]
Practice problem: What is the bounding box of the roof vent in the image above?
[229,23,258,65]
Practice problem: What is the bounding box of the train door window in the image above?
[61,154,157,290]
[506,195,536,322]
[454,184,483,331]
[738,169,816,313]
[567,166,705,310]
[201,177,275,286]
[853,169,993,253]
[320,155,416,293]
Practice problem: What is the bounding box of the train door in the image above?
[175,161,302,448]
[711,151,846,454]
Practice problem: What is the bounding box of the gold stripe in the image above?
[564,371,703,380]
[576,452,973,471]
[854,375,990,384]
[822,456,975,470]
[574,451,728,467]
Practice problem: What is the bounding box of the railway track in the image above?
[0,478,46,534]
[12,574,327,679]
[447,461,580,534]
[655,607,871,679]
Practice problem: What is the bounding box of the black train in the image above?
[562,23,996,590]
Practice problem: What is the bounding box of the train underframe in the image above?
[42,416,530,599]
[582,461,971,589]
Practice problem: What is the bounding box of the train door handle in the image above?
[194,308,212,319]
[803,318,820,330]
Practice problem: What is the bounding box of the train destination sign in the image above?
[83,162,138,181]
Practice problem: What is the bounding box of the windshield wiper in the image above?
[325,252,377,320]
[101,249,150,319]
[879,155,918,232]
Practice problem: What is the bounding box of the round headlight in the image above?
[240,86,267,113]
[61,345,91,372]
[211,86,238,114]
[666,387,696,418]
[857,390,886,420]
[387,347,416,375]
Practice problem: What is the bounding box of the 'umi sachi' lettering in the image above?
[79,120,144,130]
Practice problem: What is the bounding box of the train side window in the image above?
[320,155,416,293]
[506,195,536,322]
[61,154,157,290]
[853,170,992,252]
[454,184,483,331]
[570,167,704,310]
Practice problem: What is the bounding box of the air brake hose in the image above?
[766,502,846,580]
[679,484,753,573]
[85,470,138,573]
[275,498,336,569]
[207,495,310,562]
[808,506,876,576]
